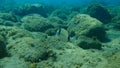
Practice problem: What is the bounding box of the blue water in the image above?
[1,0,120,6]
[14,0,120,5]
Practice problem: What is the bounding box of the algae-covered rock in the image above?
[0,26,15,38]
[46,36,70,50]
[13,4,48,17]
[50,8,71,21]
[106,29,120,40]
[0,26,18,59]
[21,14,54,32]
[37,60,54,68]
[67,14,106,42]
[46,28,69,41]
[111,15,120,30]
[0,26,32,41]
[105,52,120,68]
[55,28,69,42]
[76,36,102,50]
[37,47,107,68]
[36,42,77,68]
[54,49,107,68]
[104,37,120,50]
[45,28,58,36]
[7,37,48,62]
[0,13,19,26]
[87,3,112,24]
[48,16,67,28]
[0,35,7,58]
[0,13,18,22]
[31,32,48,39]
[0,19,17,26]
[106,6,120,30]
[0,56,30,68]
[6,28,33,42]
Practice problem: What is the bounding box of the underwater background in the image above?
[0,0,120,68]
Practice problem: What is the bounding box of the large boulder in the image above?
[0,26,33,42]
[67,14,106,42]
[21,14,54,32]
[6,37,48,62]
[87,3,112,24]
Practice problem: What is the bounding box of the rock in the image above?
[37,47,107,68]
[0,26,15,59]
[0,35,7,58]
[67,14,106,42]
[55,49,107,68]
[46,28,69,41]
[0,26,33,42]
[105,52,120,68]
[0,18,17,26]
[107,6,120,30]
[104,37,120,51]
[0,56,30,68]
[31,32,48,39]
[106,29,120,40]
[46,36,71,50]
[45,28,58,36]
[6,37,48,62]
[0,26,15,39]
[36,60,54,68]
[50,8,71,21]
[0,13,18,22]
[87,3,112,24]
[55,28,69,42]
[6,28,33,42]
[76,36,102,50]
[13,4,48,17]
[111,15,120,30]
[0,13,19,26]
[48,16,67,28]
[21,14,54,32]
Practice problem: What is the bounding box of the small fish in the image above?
[55,28,61,36]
